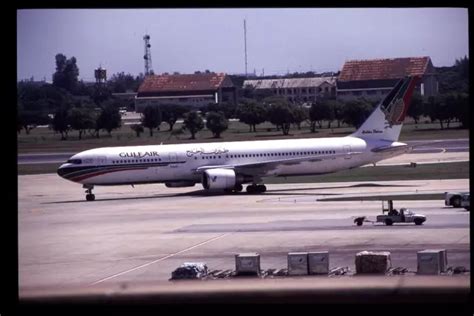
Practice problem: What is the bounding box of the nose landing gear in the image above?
[83,184,95,201]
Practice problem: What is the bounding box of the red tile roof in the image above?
[138,73,228,93]
[338,57,431,81]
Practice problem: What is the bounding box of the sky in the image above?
[17,8,469,82]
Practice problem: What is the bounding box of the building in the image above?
[337,56,438,101]
[242,77,337,103]
[135,73,237,112]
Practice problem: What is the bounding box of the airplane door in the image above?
[343,145,352,159]
[169,153,178,168]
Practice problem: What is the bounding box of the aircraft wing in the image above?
[194,151,363,177]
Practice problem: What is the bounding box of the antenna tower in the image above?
[244,19,248,76]
[143,34,153,76]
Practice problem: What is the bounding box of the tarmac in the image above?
[18,170,469,294]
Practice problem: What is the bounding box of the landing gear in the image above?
[246,184,267,194]
[83,185,95,201]
[224,184,244,194]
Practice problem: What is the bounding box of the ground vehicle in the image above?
[376,208,426,226]
[445,192,469,208]
[354,200,426,226]
[460,194,470,211]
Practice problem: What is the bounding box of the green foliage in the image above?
[17,81,73,113]
[52,107,70,140]
[292,105,308,130]
[96,105,122,136]
[183,111,204,139]
[91,84,112,105]
[437,56,469,94]
[107,72,143,93]
[17,108,51,134]
[266,98,294,135]
[425,92,469,129]
[423,94,457,129]
[341,99,375,129]
[160,104,188,131]
[69,107,96,139]
[453,93,469,128]
[407,92,424,124]
[130,124,144,137]
[309,100,336,131]
[205,111,228,138]
[141,106,162,137]
[237,99,267,132]
[52,54,79,93]
[201,102,237,119]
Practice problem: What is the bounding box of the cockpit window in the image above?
[67,159,82,164]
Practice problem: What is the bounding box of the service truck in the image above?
[354,200,426,226]
[445,191,469,208]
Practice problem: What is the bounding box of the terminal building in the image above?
[135,72,237,112]
[242,77,337,103]
[336,56,438,101]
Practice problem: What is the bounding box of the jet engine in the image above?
[202,168,236,190]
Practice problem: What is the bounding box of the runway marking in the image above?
[90,232,231,285]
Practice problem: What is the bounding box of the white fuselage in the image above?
[57,136,407,187]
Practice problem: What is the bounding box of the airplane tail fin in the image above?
[350,76,420,142]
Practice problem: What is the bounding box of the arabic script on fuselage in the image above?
[186,147,229,157]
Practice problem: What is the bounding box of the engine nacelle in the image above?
[202,168,236,190]
[165,181,196,188]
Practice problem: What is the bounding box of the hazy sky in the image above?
[17,8,469,81]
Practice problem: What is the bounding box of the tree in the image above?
[407,92,424,125]
[267,103,294,135]
[17,81,73,114]
[323,100,338,128]
[130,124,144,137]
[52,54,79,93]
[309,101,334,132]
[91,84,112,105]
[69,107,96,139]
[436,56,469,94]
[201,102,237,119]
[237,99,267,132]
[141,106,162,137]
[52,107,70,140]
[206,111,228,138]
[96,105,122,137]
[107,72,142,93]
[183,111,204,139]
[341,99,375,129]
[332,100,344,128]
[17,108,50,134]
[423,94,455,130]
[160,104,187,131]
[292,105,308,130]
[454,92,469,129]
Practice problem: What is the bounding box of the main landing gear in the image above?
[83,184,95,201]
[246,184,267,194]
[224,184,244,194]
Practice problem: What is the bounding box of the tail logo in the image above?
[382,98,406,127]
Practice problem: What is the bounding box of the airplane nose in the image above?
[57,164,69,178]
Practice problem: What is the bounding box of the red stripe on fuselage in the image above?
[70,166,149,182]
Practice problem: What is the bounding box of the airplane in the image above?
[58,76,420,201]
